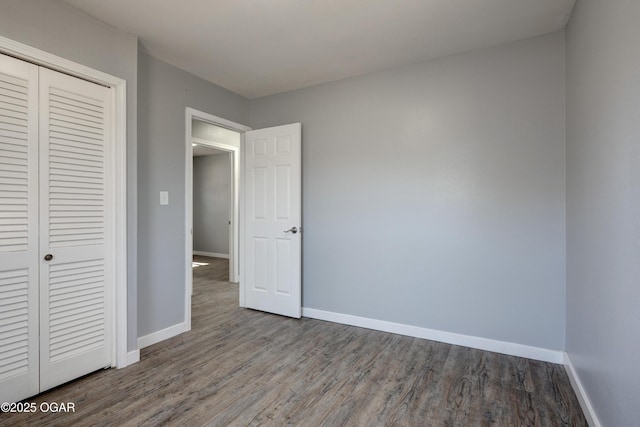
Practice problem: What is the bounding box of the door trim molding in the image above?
[185,108,250,329]
[0,35,129,368]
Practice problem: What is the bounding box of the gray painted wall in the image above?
[193,153,231,255]
[565,1,640,425]
[0,0,139,351]
[137,52,249,338]
[250,33,566,350]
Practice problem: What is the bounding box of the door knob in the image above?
[44,254,53,261]
[284,227,298,234]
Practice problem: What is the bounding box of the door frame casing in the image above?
[0,35,130,368]
[184,108,250,328]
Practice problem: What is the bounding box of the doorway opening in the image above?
[184,108,250,329]
[193,136,233,273]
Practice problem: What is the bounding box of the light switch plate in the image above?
[160,191,169,205]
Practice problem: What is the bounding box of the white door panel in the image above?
[0,54,39,403]
[244,124,301,318]
[39,68,112,391]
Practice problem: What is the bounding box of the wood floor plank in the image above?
[0,256,587,426]
[386,339,451,424]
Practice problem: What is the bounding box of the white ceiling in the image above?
[63,0,575,99]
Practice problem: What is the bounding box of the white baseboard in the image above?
[193,251,229,259]
[137,321,189,349]
[563,352,601,427]
[125,350,140,366]
[302,308,564,364]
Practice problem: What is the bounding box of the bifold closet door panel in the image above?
[38,67,112,391]
[0,53,40,403]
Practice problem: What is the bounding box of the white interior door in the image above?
[0,54,39,402]
[244,123,301,318]
[38,67,112,391]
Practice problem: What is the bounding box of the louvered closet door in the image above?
[0,54,39,402]
[39,68,112,391]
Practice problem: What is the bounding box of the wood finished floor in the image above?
[1,256,587,426]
